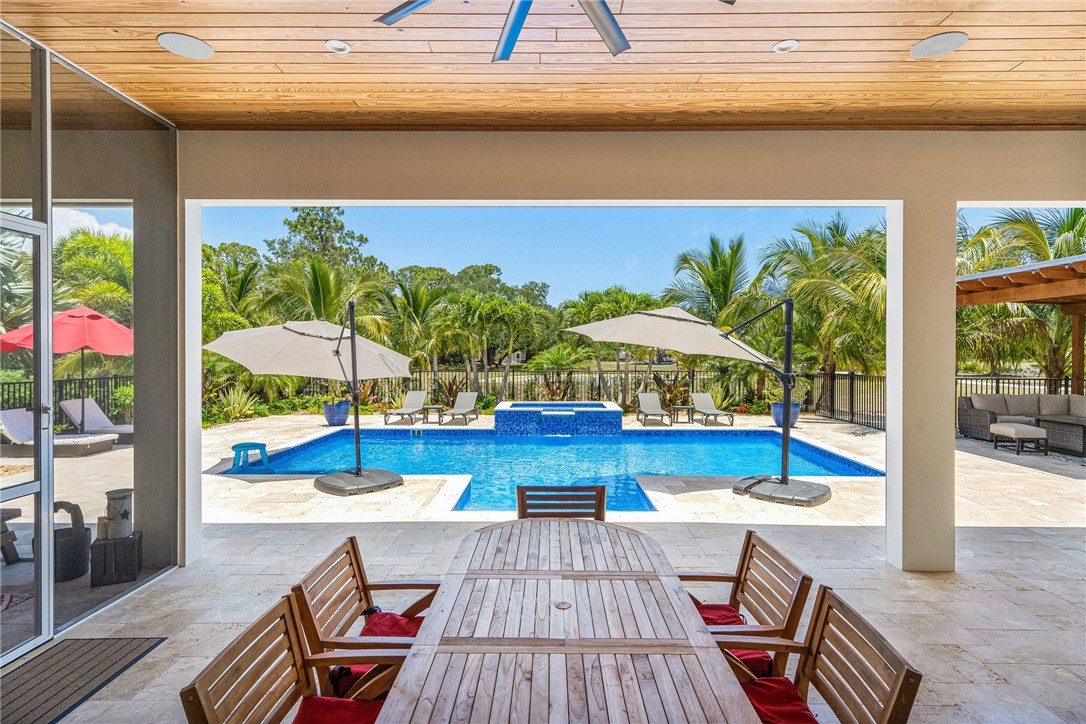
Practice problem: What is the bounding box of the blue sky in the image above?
[52,204,1000,305]
[201,205,897,304]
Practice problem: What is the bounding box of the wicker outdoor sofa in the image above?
[958,393,1086,456]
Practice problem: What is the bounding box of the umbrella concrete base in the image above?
[732,475,832,507]
[314,469,405,497]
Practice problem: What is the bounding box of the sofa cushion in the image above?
[971,394,1007,415]
[1039,395,1070,416]
[360,611,424,638]
[996,415,1036,425]
[1005,394,1039,416]
[1071,395,1086,417]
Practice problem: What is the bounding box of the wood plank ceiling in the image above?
[2,0,1085,130]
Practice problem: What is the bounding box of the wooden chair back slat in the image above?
[799,588,923,724]
[180,597,313,724]
[733,533,810,631]
[294,537,373,653]
[516,485,606,521]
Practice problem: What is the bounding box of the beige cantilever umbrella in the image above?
[564,306,774,364]
[204,319,411,381]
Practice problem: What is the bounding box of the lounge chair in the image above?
[0,408,117,458]
[636,392,671,426]
[292,536,438,696]
[383,390,427,425]
[516,485,606,521]
[439,391,479,425]
[180,595,405,724]
[59,398,134,443]
[691,393,735,426]
[678,530,813,678]
[715,586,922,724]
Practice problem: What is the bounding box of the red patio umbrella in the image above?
[0,306,134,432]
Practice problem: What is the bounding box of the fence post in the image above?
[848,371,856,424]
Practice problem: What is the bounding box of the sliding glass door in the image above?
[0,218,53,663]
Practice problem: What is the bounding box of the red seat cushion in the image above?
[329,613,425,696]
[696,604,773,676]
[293,696,383,724]
[696,603,745,626]
[741,677,818,724]
[360,611,424,637]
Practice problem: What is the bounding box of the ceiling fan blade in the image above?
[493,0,533,62]
[579,0,630,56]
[375,0,436,26]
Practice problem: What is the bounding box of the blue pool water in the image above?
[239,429,882,512]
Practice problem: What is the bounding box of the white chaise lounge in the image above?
[0,408,117,457]
[384,390,428,425]
[439,392,479,425]
[59,398,134,443]
[691,393,735,426]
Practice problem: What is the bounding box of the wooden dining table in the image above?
[376,518,761,723]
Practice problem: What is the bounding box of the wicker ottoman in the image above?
[990,423,1048,455]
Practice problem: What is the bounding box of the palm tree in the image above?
[378,279,447,380]
[439,292,485,393]
[0,231,33,334]
[759,214,887,410]
[559,290,610,399]
[664,233,750,326]
[495,300,540,403]
[264,257,386,336]
[599,285,659,405]
[990,208,1085,262]
[54,227,134,325]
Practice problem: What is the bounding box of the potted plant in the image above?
[766,376,809,428]
[322,382,351,426]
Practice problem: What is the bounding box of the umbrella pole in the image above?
[80,347,86,434]
[348,301,363,477]
[780,298,793,485]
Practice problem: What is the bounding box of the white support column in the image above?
[179,201,203,565]
[885,199,957,571]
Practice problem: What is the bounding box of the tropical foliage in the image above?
[4,204,1079,425]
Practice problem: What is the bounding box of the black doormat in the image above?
[0,637,165,723]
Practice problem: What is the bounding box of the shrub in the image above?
[216,385,260,421]
[110,384,135,423]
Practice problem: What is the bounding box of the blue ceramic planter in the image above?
[770,402,801,428]
[323,401,351,426]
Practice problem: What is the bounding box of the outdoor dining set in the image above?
[179,487,923,723]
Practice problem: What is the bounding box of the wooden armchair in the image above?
[291,536,440,696]
[516,485,606,521]
[715,586,923,724]
[179,596,406,724]
[678,530,813,677]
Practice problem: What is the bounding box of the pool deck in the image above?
[199,411,1083,530]
[6,412,1084,723]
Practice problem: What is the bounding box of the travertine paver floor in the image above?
[4,412,1083,723]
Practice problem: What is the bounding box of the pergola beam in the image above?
[956,276,1086,308]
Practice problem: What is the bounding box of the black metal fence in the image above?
[796,372,1074,431]
[0,375,134,426]
[302,367,734,407]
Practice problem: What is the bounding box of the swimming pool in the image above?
[238,429,882,512]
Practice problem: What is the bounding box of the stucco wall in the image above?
[178,130,1085,570]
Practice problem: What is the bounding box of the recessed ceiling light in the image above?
[910,31,969,58]
[772,39,800,54]
[325,39,352,54]
[156,32,214,60]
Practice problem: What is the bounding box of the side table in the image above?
[670,404,694,424]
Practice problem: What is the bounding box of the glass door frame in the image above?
[0,215,54,666]
[0,40,54,666]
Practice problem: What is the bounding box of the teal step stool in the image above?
[231,442,268,469]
